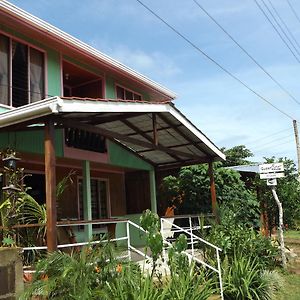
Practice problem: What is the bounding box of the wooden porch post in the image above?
[208,162,218,221]
[149,169,157,213]
[45,119,57,251]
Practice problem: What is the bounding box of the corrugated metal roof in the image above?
[0,97,225,169]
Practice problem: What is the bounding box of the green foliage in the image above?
[165,263,215,300]
[207,219,278,269]
[22,230,215,300]
[221,145,254,167]
[160,164,260,226]
[222,254,282,300]
[21,240,124,300]
[140,209,163,277]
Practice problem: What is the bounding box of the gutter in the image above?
[0,97,62,128]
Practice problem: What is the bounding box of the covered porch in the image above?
[0,96,225,251]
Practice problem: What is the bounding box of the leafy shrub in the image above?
[21,240,124,300]
[207,222,278,269]
[222,254,282,300]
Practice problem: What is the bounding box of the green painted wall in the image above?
[108,141,153,171]
[0,130,64,157]
[115,214,146,247]
[106,76,115,98]
[48,50,61,97]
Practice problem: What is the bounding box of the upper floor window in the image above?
[116,85,142,101]
[0,34,45,107]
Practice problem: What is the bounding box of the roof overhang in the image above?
[0,1,176,100]
[0,97,225,170]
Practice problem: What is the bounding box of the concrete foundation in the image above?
[0,247,23,299]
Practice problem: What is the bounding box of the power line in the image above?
[251,134,294,151]
[245,127,292,145]
[135,0,296,121]
[267,0,300,52]
[261,0,300,57]
[253,0,300,64]
[192,0,300,105]
[286,0,300,25]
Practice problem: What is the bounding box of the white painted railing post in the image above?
[216,249,224,300]
[160,218,167,261]
[189,216,194,257]
[126,221,131,261]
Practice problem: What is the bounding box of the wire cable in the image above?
[244,127,292,145]
[192,0,300,105]
[261,0,300,57]
[286,0,300,25]
[135,0,296,120]
[253,0,300,63]
[251,134,294,151]
[267,0,300,52]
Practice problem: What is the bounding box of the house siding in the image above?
[0,130,64,157]
[108,140,153,171]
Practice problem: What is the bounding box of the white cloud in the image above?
[90,41,181,79]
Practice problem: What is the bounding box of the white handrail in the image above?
[161,218,221,251]
[161,217,224,300]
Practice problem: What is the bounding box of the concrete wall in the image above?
[0,248,23,299]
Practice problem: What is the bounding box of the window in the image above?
[116,85,142,101]
[78,178,108,220]
[0,33,45,107]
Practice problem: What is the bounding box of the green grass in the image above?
[274,274,300,300]
[284,230,300,240]
[274,230,300,299]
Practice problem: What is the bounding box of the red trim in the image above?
[64,146,108,163]
[60,96,171,104]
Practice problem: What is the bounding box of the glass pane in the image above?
[12,41,28,107]
[0,35,9,105]
[30,47,45,102]
[125,90,133,100]
[116,86,124,99]
[99,181,107,218]
[133,93,142,101]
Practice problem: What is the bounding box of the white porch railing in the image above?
[22,216,223,299]
[161,217,224,300]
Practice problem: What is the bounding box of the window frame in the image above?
[115,84,143,101]
[0,30,47,107]
[77,176,111,221]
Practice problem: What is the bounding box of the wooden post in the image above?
[152,113,158,146]
[208,162,218,221]
[271,187,287,268]
[149,170,157,213]
[45,119,57,251]
[293,120,300,179]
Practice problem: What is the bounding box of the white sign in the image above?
[267,178,277,186]
[259,163,284,174]
[260,172,285,179]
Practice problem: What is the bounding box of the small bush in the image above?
[223,254,282,300]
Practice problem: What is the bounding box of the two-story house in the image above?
[0,1,225,250]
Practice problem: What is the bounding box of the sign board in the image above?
[267,178,277,186]
[260,172,285,179]
[259,163,284,174]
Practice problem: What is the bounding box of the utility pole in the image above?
[293,120,300,179]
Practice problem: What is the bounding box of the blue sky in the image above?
[9,0,300,163]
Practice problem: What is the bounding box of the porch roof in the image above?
[0,97,225,169]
